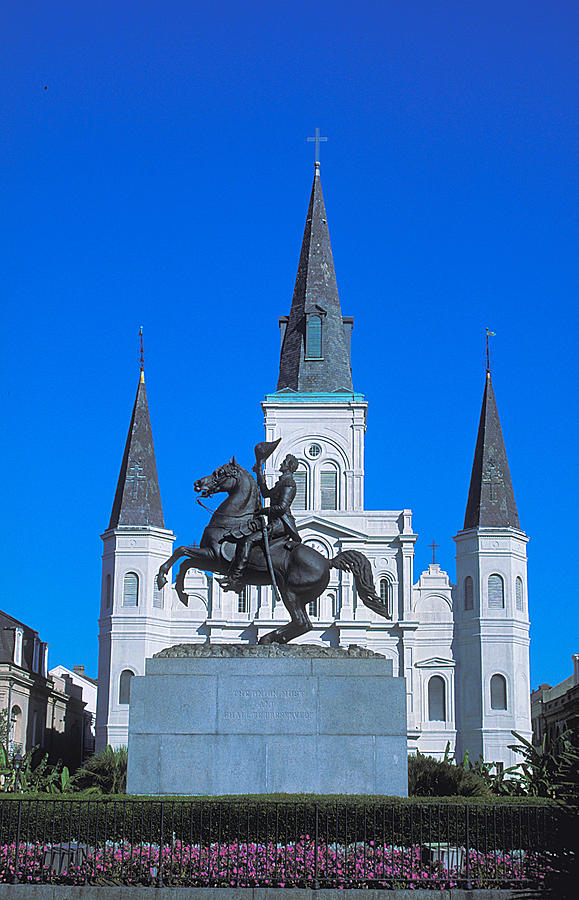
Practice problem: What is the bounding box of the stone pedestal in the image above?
[127,644,408,796]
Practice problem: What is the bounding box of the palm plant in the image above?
[71,745,128,794]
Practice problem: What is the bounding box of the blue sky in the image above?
[1,1,577,688]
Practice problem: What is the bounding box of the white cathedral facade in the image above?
[96,163,532,766]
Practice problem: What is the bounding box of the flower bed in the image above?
[0,837,548,889]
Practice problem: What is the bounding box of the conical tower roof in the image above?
[464,373,520,529]
[108,371,164,529]
[277,164,353,392]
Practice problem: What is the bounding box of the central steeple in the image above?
[277,164,354,393]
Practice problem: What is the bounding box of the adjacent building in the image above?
[0,611,89,769]
[531,655,579,748]
[96,162,532,765]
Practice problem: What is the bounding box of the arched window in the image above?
[320,468,337,510]
[490,674,507,710]
[10,705,23,748]
[306,315,323,359]
[488,574,504,609]
[119,670,135,704]
[379,578,393,618]
[464,576,474,610]
[428,676,446,722]
[515,577,524,611]
[328,592,338,617]
[308,598,319,617]
[123,572,139,607]
[237,587,248,613]
[106,574,112,608]
[294,465,307,510]
[153,579,164,609]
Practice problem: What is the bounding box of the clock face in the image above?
[306,539,329,557]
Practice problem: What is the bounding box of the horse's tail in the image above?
[330,550,391,619]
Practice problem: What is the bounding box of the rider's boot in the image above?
[218,540,251,593]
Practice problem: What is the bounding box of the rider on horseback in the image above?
[218,454,302,593]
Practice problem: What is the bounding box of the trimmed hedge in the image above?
[0,796,561,851]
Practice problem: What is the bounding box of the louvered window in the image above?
[123,572,139,607]
[515,577,524,611]
[238,587,248,613]
[428,676,446,722]
[490,674,507,710]
[119,670,134,704]
[106,574,112,608]
[464,576,474,610]
[380,578,393,618]
[488,574,504,609]
[320,469,337,510]
[153,580,164,609]
[306,315,322,358]
[294,467,307,510]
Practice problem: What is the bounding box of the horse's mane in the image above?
[220,461,260,512]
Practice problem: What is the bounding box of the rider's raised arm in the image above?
[256,468,274,498]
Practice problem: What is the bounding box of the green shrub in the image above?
[408,752,489,797]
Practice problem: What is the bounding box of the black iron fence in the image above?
[0,798,560,889]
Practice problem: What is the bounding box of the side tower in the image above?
[95,365,175,750]
[453,367,531,766]
[262,161,367,512]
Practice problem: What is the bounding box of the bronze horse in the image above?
[156,460,390,644]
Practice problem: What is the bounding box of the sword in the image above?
[259,513,283,607]
[254,439,283,606]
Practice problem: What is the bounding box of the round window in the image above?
[307,443,322,459]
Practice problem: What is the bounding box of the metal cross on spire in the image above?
[429,540,439,565]
[486,327,496,374]
[307,127,328,165]
[139,325,145,381]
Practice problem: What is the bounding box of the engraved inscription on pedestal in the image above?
[218,677,317,734]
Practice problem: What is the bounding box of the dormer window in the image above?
[305,315,323,359]
[13,628,23,667]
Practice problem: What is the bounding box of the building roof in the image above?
[464,372,520,530]
[108,371,164,529]
[0,609,40,671]
[277,165,354,393]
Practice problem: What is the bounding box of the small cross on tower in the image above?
[307,127,328,165]
[429,540,439,565]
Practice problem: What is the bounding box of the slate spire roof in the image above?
[108,369,164,529]
[277,164,354,392]
[464,372,520,530]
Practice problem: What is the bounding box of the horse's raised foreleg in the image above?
[156,545,217,591]
[174,559,198,606]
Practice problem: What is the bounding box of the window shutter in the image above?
[306,315,322,358]
[294,468,307,509]
[488,574,504,609]
[320,469,337,510]
[123,573,139,607]
[464,576,474,610]
[515,577,524,611]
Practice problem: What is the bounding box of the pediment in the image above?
[415,657,456,669]
[296,515,369,541]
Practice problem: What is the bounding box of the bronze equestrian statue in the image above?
[156,442,391,644]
